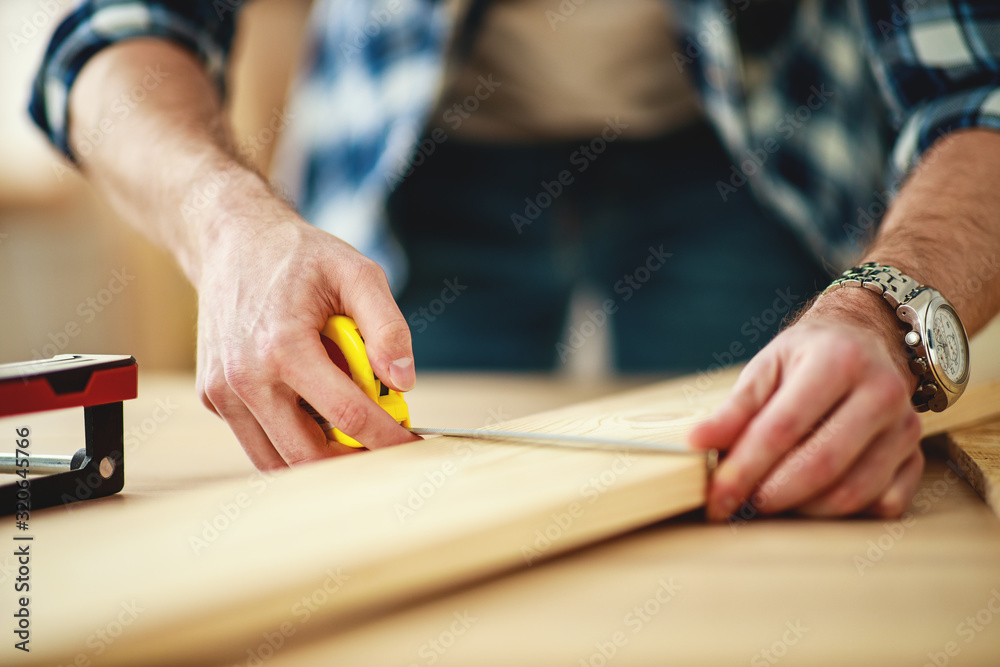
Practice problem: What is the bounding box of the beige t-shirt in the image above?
[439,0,702,141]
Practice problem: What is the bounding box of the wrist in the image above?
[800,287,917,392]
[179,156,282,288]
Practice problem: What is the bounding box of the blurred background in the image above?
[2,0,999,380]
[0,0,311,371]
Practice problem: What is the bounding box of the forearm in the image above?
[797,128,1000,386]
[860,129,1000,335]
[69,38,272,287]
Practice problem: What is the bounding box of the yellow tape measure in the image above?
[303,315,411,448]
[305,316,705,459]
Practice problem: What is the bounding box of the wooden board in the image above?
[944,425,1000,518]
[920,379,1000,438]
[4,370,999,667]
[921,379,1000,519]
[258,458,1000,667]
[2,371,730,667]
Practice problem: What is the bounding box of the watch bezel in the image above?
[897,289,970,407]
[924,299,970,392]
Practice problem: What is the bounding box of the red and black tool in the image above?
[0,355,137,513]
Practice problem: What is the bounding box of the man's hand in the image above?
[193,174,418,469]
[69,40,417,469]
[689,127,1000,521]
[689,289,924,520]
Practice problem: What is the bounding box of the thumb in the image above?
[341,264,416,392]
[688,354,779,451]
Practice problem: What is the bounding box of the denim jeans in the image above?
[388,121,830,373]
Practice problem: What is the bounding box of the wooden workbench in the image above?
[1,373,998,666]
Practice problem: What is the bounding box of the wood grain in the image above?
[2,372,729,667]
[259,458,1000,667]
[945,424,1000,518]
[920,379,1000,437]
[921,379,1000,518]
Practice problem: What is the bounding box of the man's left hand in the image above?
[689,288,925,521]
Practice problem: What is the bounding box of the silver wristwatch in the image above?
[823,262,969,412]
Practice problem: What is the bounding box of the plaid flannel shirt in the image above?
[29,0,1000,289]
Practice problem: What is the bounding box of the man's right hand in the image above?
[69,40,417,468]
[193,173,418,469]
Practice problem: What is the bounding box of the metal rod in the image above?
[0,453,74,476]
[408,427,699,456]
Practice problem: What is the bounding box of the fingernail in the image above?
[389,357,415,391]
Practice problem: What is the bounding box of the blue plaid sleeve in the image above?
[29,0,244,162]
[857,0,1000,180]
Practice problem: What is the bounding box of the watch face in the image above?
[929,304,968,384]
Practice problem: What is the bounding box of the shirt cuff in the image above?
[890,85,1000,183]
[29,2,238,163]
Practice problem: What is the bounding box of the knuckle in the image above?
[871,371,909,409]
[326,399,369,436]
[256,459,286,473]
[340,255,389,302]
[196,377,212,411]
[343,257,387,294]
[757,412,802,455]
[372,317,412,353]
[203,373,234,410]
[222,360,255,397]
[902,411,923,444]
[198,390,215,413]
[874,494,906,519]
[256,329,299,378]
[356,258,388,284]
[281,450,315,467]
[804,445,837,481]
[832,337,865,366]
[826,483,867,516]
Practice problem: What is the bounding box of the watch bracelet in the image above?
[822,262,922,308]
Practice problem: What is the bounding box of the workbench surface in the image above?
[1,373,998,667]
